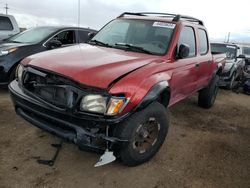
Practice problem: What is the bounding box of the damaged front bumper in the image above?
[9,80,128,153]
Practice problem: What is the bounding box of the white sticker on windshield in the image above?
[153,22,176,29]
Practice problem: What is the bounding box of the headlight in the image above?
[16,64,24,83]
[80,95,127,115]
[80,95,107,114]
[0,48,17,56]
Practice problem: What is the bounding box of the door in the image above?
[196,28,213,89]
[170,26,199,104]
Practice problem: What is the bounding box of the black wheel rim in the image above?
[132,117,160,154]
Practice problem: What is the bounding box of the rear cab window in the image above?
[198,29,208,55]
[0,16,14,31]
[178,26,196,58]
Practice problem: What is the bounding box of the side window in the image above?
[198,29,208,55]
[178,26,196,57]
[78,30,91,43]
[52,30,75,45]
[0,16,13,31]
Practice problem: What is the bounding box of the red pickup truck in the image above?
[9,12,226,166]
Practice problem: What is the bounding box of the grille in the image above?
[23,68,78,109]
[221,70,231,77]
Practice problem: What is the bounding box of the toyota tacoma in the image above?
[9,12,226,166]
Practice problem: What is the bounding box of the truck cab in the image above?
[0,14,20,41]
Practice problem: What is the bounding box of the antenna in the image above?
[4,3,9,14]
[78,0,80,27]
[77,0,81,44]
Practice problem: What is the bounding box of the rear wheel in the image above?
[115,102,169,166]
[198,75,219,109]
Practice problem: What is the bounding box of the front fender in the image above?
[136,81,170,111]
[109,71,172,114]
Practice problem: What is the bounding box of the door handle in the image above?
[195,63,200,68]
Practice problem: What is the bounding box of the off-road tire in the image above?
[114,102,169,166]
[198,75,219,109]
[226,72,236,90]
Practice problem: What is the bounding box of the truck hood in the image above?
[23,44,159,89]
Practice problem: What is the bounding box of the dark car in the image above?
[0,26,96,86]
[211,43,245,89]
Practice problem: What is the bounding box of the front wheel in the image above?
[114,102,169,166]
[198,75,219,109]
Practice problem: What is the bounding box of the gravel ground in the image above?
[0,88,249,188]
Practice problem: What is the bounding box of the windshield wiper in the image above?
[8,40,22,43]
[88,39,111,47]
[115,43,155,55]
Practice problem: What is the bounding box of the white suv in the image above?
[0,14,20,41]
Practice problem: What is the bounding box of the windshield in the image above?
[211,43,237,59]
[91,19,175,55]
[243,47,250,56]
[7,27,58,44]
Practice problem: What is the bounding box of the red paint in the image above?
[21,16,226,115]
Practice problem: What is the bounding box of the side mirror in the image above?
[178,44,190,59]
[237,54,245,59]
[88,32,96,40]
[46,40,62,49]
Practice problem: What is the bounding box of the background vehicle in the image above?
[0,14,20,41]
[9,12,226,166]
[242,45,250,64]
[211,43,245,89]
[242,52,250,95]
[0,26,97,86]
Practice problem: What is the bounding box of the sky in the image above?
[1,0,250,43]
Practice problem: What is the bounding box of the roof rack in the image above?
[117,12,204,26]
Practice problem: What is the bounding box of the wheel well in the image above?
[157,88,171,107]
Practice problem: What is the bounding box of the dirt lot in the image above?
[0,88,249,188]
